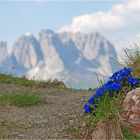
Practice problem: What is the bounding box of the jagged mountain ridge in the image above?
[0,41,11,73]
[0,29,118,89]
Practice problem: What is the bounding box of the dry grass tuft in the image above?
[120,43,140,77]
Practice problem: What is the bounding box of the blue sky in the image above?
[0,0,122,48]
[0,0,140,52]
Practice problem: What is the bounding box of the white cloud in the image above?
[60,0,140,32]
[60,11,122,33]
[59,0,140,52]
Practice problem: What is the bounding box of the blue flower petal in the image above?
[84,104,91,113]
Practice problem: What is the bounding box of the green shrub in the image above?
[122,126,140,140]
[0,92,44,106]
[86,94,122,124]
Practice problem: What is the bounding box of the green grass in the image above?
[0,74,35,87]
[0,119,31,129]
[0,119,32,138]
[84,85,140,139]
[0,73,66,89]
[0,92,44,106]
[84,91,133,139]
[121,45,140,77]
[85,92,123,127]
[66,125,80,132]
[122,126,140,140]
[0,119,12,128]
[65,125,84,139]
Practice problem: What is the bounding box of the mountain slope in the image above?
[0,41,11,73]
[12,33,44,70]
[27,29,118,89]
[0,29,119,89]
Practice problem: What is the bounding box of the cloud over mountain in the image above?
[59,0,140,48]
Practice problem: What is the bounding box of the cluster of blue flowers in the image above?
[84,67,139,113]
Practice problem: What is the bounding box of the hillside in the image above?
[0,74,91,139]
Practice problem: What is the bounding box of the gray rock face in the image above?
[0,30,119,89]
[0,41,8,63]
[0,41,10,73]
[12,34,43,70]
[59,31,118,73]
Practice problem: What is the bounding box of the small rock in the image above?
[18,134,25,137]
[58,113,62,116]
[80,97,86,102]
[70,115,77,118]
[69,120,74,123]
[81,122,86,127]
[123,88,140,134]
[92,127,106,139]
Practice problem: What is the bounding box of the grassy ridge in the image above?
[0,73,66,89]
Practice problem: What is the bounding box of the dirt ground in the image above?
[0,83,91,139]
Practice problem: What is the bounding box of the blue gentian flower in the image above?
[104,83,111,91]
[123,67,132,75]
[127,77,139,86]
[95,89,103,98]
[88,97,95,105]
[107,78,114,84]
[118,76,125,81]
[108,72,118,83]
[118,70,124,76]
[99,85,108,93]
[110,82,121,91]
[119,67,132,76]
[84,104,91,113]
[83,67,137,114]
[115,67,131,77]
[111,72,118,79]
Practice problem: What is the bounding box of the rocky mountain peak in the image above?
[12,34,43,70]
[39,29,55,39]
[0,29,119,89]
[0,41,8,62]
